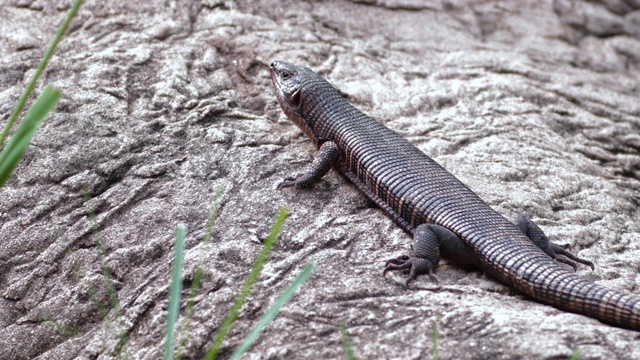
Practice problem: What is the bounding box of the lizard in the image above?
[269,60,640,330]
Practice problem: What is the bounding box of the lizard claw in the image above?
[550,243,595,271]
[384,255,410,268]
[383,255,438,286]
[277,176,298,190]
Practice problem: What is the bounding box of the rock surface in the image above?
[1,0,640,359]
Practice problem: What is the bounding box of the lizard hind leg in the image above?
[384,224,475,286]
[514,215,595,271]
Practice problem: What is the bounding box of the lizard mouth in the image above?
[269,66,278,85]
[269,66,288,107]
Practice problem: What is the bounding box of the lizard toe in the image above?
[384,256,438,286]
[277,177,298,189]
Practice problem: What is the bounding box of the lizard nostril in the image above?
[270,62,277,69]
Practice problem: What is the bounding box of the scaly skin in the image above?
[269,60,640,330]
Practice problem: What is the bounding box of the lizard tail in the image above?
[501,258,640,330]
[539,272,640,330]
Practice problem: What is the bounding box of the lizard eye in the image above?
[281,71,291,80]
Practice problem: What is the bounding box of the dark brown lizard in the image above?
[269,60,640,330]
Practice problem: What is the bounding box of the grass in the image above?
[431,316,440,360]
[176,190,224,359]
[0,86,60,187]
[162,207,315,359]
[229,263,315,360]
[0,0,83,148]
[0,3,91,353]
[204,208,290,360]
[164,226,187,360]
[568,348,581,360]
[339,323,357,360]
[0,0,84,188]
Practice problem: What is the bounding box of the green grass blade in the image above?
[568,348,581,360]
[0,0,83,147]
[229,263,315,360]
[164,225,187,360]
[431,316,440,360]
[0,86,61,187]
[177,189,224,359]
[339,323,357,360]
[204,208,290,360]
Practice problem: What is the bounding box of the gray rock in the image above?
[1,0,640,359]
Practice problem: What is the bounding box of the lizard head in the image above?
[269,61,318,145]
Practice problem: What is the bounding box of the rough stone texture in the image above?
[1,0,640,359]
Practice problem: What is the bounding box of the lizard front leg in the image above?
[277,141,339,189]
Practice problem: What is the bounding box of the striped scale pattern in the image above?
[274,62,640,330]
